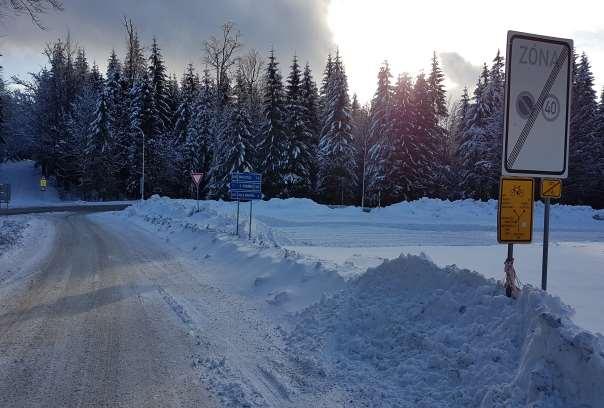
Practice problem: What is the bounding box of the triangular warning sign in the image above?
[191,172,203,185]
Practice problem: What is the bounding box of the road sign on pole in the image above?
[502,31,573,178]
[191,172,203,212]
[498,177,535,243]
[40,177,47,191]
[229,172,262,238]
[540,178,562,199]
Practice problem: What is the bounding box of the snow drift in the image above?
[286,254,604,407]
[118,196,604,407]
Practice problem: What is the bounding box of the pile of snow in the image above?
[286,254,604,407]
[120,196,604,406]
[120,196,346,314]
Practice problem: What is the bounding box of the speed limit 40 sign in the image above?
[503,31,573,178]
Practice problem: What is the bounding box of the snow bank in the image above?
[125,196,602,250]
[286,254,604,407]
[120,196,346,314]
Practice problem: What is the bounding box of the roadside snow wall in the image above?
[286,254,604,407]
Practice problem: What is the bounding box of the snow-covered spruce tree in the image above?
[479,50,505,200]
[282,56,313,198]
[425,51,455,199]
[351,94,371,205]
[567,52,599,205]
[258,49,287,199]
[66,82,97,196]
[301,62,321,194]
[82,88,114,199]
[148,38,171,133]
[318,51,356,204]
[411,72,439,199]
[104,50,132,198]
[128,71,160,196]
[171,65,199,196]
[184,70,215,197]
[366,61,393,203]
[319,53,333,121]
[208,89,255,199]
[384,73,421,203]
[456,63,493,200]
[592,88,604,208]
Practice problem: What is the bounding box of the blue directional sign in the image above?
[231,172,261,183]
[230,191,262,200]
[229,181,261,192]
[229,172,262,201]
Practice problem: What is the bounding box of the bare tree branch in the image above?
[1,0,63,29]
[203,21,242,92]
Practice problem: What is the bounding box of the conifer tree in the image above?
[384,73,420,202]
[184,70,215,196]
[209,94,255,199]
[148,38,171,133]
[301,62,320,192]
[258,49,287,198]
[568,53,599,204]
[318,51,356,204]
[282,56,313,197]
[367,61,393,200]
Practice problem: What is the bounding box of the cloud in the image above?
[439,52,481,90]
[0,0,334,81]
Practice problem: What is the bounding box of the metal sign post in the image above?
[249,201,253,240]
[229,172,262,239]
[539,178,562,291]
[236,199,240,236]
[542,197,550,290]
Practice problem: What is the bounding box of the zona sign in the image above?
[502,31,573,178]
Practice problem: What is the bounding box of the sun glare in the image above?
[327,0,604,103]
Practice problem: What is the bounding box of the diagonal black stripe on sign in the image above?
[507,46,569,168]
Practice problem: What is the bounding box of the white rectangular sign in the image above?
[502,31,572,178]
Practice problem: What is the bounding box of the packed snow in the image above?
[111,195,604,407]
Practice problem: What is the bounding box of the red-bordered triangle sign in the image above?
[191,172,203,186]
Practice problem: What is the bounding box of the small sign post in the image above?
[501,31,573,293]
[40,177,47,192]
[191,172,203,212]
[229,172,262,239]
[539,179,562,291]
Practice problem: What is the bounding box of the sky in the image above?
[2,0,604,103]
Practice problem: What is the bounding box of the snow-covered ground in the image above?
[107,196,604,407]
[122,196,604,334]
[0,214,55,287]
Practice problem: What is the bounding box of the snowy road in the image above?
[0,213,215,407]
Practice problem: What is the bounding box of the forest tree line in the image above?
[1,21,603,208]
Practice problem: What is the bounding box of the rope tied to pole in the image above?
[504,257,520,299]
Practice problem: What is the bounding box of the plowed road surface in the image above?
[0,213,214,407]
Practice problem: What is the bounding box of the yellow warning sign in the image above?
[541,179,562,199]
[40,177,47,191]
[498,177,534,243]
